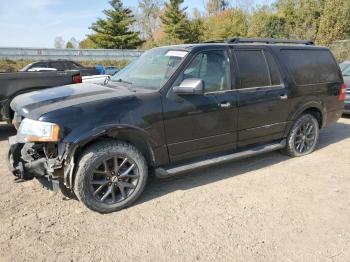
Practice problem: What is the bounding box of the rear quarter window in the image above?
[281,49,341,85]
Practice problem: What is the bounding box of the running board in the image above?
[155,139,286,178]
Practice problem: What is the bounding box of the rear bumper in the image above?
[325,109,343,126]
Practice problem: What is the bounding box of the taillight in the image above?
[73,74,82,84]
[339,83,346,101]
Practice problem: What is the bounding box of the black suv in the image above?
[8,38,345,213]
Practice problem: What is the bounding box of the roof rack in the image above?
[203,39,226,43]
[226,38,315,46]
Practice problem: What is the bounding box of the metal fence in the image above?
[0,47,143,61]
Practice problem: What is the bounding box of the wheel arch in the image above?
[284,102,326,137]
[71,125,157,167]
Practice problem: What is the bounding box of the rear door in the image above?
[233,47,290,147]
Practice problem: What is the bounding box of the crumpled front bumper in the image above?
[8,136,65,191]
[8,136,49,181]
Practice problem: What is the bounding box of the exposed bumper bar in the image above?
[8,136,59,181]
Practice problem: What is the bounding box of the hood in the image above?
[11,82,135,120]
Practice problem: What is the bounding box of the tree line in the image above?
[56,0,350,49]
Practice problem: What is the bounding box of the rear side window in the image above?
[49,61,65,71]
[235,50,270,88]
[65,61,80,69]
[281,49,341,85]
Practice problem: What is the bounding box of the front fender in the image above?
[68,124,158,149]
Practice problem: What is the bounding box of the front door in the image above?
[162,49,238,163]
[233,47,290,147]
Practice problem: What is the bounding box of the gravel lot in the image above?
[1,118,350,262]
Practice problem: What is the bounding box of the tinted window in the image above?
[265,51,282,85]
[175,50,230,92]
[235,50,270,88]
[49,61,65,71]
[281,49,341,85]
[30,62,48,68]
[65,61,80,69]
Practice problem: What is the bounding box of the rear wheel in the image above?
[74,141,148,213]
[282,114,319,157]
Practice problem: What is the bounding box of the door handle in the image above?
[280,94,288,100]
[219,102,231,108]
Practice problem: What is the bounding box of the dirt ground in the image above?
[1,119,350,262]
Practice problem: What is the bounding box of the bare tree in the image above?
[69,37,79,49]
[206,0,230,16]
[54,36,65,48]
[137,0,163,40]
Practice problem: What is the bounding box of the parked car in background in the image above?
[8,38,344,213]
[95,65,120,76]
[339,61,350,114]
[104,66,119,75]
[21,60,99,76]
[340,61,350,72]
[0,70,82,123]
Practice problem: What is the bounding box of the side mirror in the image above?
[173,78,204,95]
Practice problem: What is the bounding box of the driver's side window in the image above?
[174,50,231,92]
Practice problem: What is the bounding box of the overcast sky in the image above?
[0,0,273,48]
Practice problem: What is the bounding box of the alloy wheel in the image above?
[294,120,317,154]
[90,156,140,204]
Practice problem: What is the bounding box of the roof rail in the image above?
[227,38,315,46]
[203,39,226,43]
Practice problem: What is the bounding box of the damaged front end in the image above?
[8,136,76,192]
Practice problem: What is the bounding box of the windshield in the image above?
[110,48,188,90]
[343,66,350,76]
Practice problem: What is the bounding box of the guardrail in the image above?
[0,47,143,61]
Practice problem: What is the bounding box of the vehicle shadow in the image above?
[137,121,350,206]
[0,123,16,141]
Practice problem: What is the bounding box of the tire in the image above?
[74,140,148,213]
[282,114,320,157]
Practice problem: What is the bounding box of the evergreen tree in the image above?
[160,0,190,43]
[264,16,289,39]
[88,0,142,49]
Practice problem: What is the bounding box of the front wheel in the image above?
[282,114,320,157]
[74,141,148,213]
